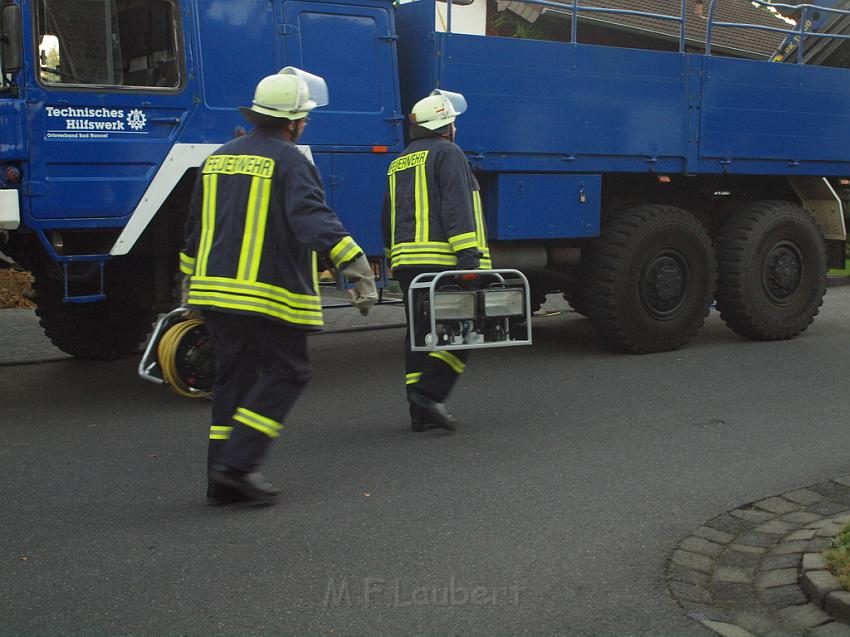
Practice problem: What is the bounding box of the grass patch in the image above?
[825,522,850,590]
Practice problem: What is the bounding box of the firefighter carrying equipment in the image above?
[180,127,366,330]
[406,269,532,352]
[382,135,490,271]
[409,89,467,130]
[239,66,329,122]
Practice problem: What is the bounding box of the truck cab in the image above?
[0,0,402,359]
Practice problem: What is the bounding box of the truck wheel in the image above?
[715,200,826,341]
[586,205,716,353]
[32,267,156,360]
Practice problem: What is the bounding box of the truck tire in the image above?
[715,200,826,341]
[32,266,156,360]
[586,205,716,353]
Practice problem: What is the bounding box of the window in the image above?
[36,0,181,89]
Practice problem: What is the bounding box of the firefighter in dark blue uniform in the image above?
[382,90,490,432]
[181,68,377,504]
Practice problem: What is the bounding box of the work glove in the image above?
[179,275,203,320]
[341,254,378,316]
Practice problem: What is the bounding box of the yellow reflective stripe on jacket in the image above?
[392,254,458,268]
[448,232,478,252]
[186,289,322,320]
[191,275,321,309]
[179,251,196,275]
[390,241,457,268]
[187,291,324,326]
[480,246,492,269]
[234,407,283,438]
[188,275,323,326]
[237,176,272,281]
[473,191,491,267]
[473,190,487,248]
[414,163,429,243]
[391,242,455,257]
[429,350,466,374]
[389,172,397,247]
[209,425,233,440]
[312,251,319,295]
[196,174,218,276]
[329,236,361,269]
[405,372,422,385]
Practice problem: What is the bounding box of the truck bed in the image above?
[396,0,850,177]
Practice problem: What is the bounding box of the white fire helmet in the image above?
[409,89,467,130]
[240,67,329,122]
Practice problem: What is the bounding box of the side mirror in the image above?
[1,3,22,74]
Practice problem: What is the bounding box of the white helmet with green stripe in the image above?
[409,89,467,130]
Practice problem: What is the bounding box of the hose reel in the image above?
[139,308,215,398]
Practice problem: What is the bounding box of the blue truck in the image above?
[0,0,848,358]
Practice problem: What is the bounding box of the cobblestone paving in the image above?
[668,477,850,637]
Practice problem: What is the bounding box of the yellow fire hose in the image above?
[156,318,211,399]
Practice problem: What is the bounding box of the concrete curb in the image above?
[668,478,850,637]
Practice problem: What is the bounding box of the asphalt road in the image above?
[5,289,850,637]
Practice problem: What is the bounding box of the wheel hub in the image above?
[763,241,803,304]
[641,251,688,319]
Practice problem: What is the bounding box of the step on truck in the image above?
[0,0,848,358]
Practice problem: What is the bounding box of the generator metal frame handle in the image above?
[408,269,533,352]
[138,307,187,386]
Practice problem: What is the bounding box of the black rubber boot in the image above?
[208,464,282,501]
[407,390,458,431]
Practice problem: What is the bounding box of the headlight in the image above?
[483,289,525,317]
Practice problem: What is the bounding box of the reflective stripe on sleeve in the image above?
[233,407,283,438]
[329,236,362,269]
[428,350,466,374]
[209,425,233,440]
[179,252,196,275]
[448,231,478,252]
[405,372,422,385]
